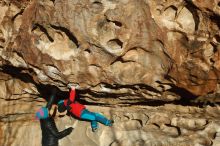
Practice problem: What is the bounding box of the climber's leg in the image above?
[81,109,98,131]
[94,112,113,126]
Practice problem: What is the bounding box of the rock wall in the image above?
[1,0,220,146]
[2,104,220,146]
[1,0,220,101]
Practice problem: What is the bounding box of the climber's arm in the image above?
[69,87,76,102]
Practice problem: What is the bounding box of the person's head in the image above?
[35,105,57,120]
[35,107,49,120]
[57,100,67,117]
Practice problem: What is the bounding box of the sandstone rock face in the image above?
[2,105,220,146]
[1,0,220,145]
[1,0,220,101]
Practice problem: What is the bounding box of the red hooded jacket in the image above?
[64,88,85,118]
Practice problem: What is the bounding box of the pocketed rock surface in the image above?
[2,105,220,146]
[1,0,220,145]
[1,0,220,100]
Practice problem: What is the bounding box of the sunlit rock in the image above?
[1,0,220,145]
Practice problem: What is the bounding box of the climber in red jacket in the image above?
[57,84,113,132]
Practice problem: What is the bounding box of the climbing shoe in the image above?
[92,127,98,132]
[106,120,114,126]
